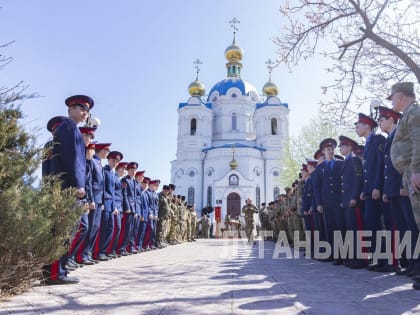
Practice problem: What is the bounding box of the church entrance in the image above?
[227,192,241,219]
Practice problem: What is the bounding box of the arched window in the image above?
[256,186,261,207]
[271,118,278,135]
[207,186,212,206]
[273,187,280,200]
[190,118,197,135]
[232,113,237,131]
[188,187,195,205]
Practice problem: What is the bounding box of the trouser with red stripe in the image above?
[150,218,157,247]
[142,221,152,249]
[130,215,140,251]
[98,208,114,257]
[138,219,148,249]
[345,204,366,263]
[303,213,315,255]
[107,212,122,254]
[67,213,89,259]
[42,254,68,281]
[117,212,134,253]
[77,204,102,262]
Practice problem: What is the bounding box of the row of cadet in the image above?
[41,94,198,285]
[267,82,420,290]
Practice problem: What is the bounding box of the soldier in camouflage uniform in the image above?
[189,205,197,241]
[167,194,179,245]
[242,198,259,244]
[186,205,192,241]
[389,82,420,290]
[179,197,188,242]
[259,203,270,240]
[285,187,300,247]
[274,195,288,243]
[199,214,211,238]
[157,185,170,248]
[295,178,306,243]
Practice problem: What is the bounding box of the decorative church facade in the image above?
[170,29,289,219]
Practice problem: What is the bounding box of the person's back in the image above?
[50,117,86,190]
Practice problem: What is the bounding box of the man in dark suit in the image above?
[379,106,419,276]
[118,162,138,256]
[45,94,93,285]
[97,150,123,261]
[355,113,392,271]
[338,135,364,268]
[313,138,344,263]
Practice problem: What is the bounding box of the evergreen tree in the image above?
[0,58,82,298]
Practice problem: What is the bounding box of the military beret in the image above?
[95,143,112,151]
[306,159,318,168]
[181,196,186,201]
[386,82,415,100]
[135,170,145,177]
[79,127,96,137]
[319,138,337,150]
[65,94,94,110]
[107,151,123,161]
[355,113,377,128]
[127,162,139,170]
[169,184,176,190]
[378,106,402,121]
[313,149,324,160]
[162,185,169,190]
[47,116,66,132]
[116,162,128,169]
[338,135,357,148]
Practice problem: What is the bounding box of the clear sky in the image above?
[1,0,335,185]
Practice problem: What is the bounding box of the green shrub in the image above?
[0,104,82,298]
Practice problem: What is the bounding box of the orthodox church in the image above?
[170,24,289,219]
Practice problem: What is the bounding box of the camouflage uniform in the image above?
[286,192,300,247]
[242,202,258,243]
[259,205,271,239]
[179,202,188,242]
[391,101,420,230]
[157,192,170,247]
[167,198,178,244]
[273,198,288,241]
[200,215,210,238]
[189,207,197,241]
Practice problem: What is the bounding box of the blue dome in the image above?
[207,78,258,102]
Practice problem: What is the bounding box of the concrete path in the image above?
[0,239,419,315]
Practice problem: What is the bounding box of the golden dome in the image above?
[188,79,205,96]
[225,43,243,62]
[229,158,238,170]
[262,80,279,96]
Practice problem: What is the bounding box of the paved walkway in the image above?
[1,239,419,315]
